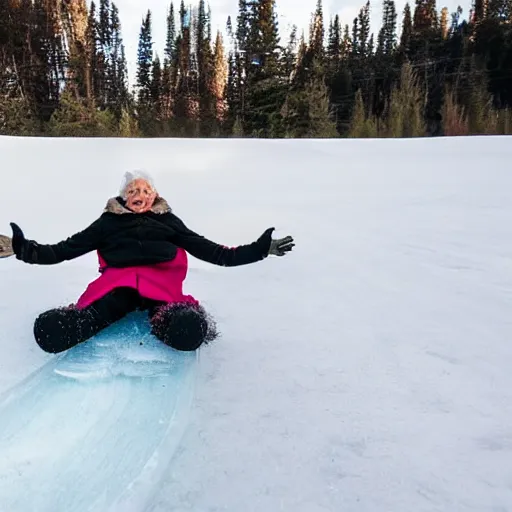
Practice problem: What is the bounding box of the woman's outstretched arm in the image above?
[168,213,294,267]
[9,219,103,265]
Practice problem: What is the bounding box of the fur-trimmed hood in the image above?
[0,234,13,258]
[103,196,172,215]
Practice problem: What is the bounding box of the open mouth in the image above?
[133,200,143,207]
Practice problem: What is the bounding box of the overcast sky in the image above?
[113,0,469,86]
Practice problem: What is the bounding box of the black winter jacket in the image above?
[21,196,272,268]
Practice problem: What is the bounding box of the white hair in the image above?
[119,170,157,198]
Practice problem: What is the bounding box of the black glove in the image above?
[10,222,35,263]
[258,227,295,257]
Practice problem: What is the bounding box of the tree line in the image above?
[1,0,511,138]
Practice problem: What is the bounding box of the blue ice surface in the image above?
[0,311,198,512]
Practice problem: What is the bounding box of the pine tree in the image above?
[282,25,298,79]
[136,10,153,106]
[310,0,325,56]
[29,0,66,117]
[98,0,111,48]
[413,0,438,33]
[197,0,215,132]
[282,74,338,138]
[258,0,281,75]
[226,15,233,40]
[151,54,162,105]
[161,2,177,123]
[207,5,212,43]
[212,31,228,123]
[236,0,250,52]
[245,0,280,78]
[165,3,177,65]
[173,1,196,125]
[385,61,426,137]
[348,88,378,137]
[377,0,397,55]
[96,0,112,106]
[48,89,116,136]
[35,0,65,105]
[292,31,308,84]
[307,0,325,70]
[3,0,511,138]
[118,108,141,136]
[357,1,371,59]
[368,33,374,55]
[305,76,339,137]
[120,45,129,102]
[85,2,103,104]
[60,0,90,101]
[399,3,413,56]
[226,0,251,127]
[327,15,341,74]
[0,95,39,135]
[352,17,359,57]
[85,2,98,104]
[225,51,238,127]
[341,24,352,59]
[241,0,283,135]
[150,55,162,121]
[160,62,174,120]
[108,3,128,116]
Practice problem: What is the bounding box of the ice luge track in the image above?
[0,312,198,512]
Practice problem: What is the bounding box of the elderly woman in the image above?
[6,171,294,353]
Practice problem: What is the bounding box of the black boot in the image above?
[33,287,143,354]
[149,303,218,351]
[33,305,104,354]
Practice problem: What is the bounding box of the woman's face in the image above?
[124,179,157,213]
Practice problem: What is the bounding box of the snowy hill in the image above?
[0,135,511,511]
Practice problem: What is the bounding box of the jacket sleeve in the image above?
[23,218,104,265]
[168,213,271,267]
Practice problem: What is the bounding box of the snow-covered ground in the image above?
[0,135,511,511]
